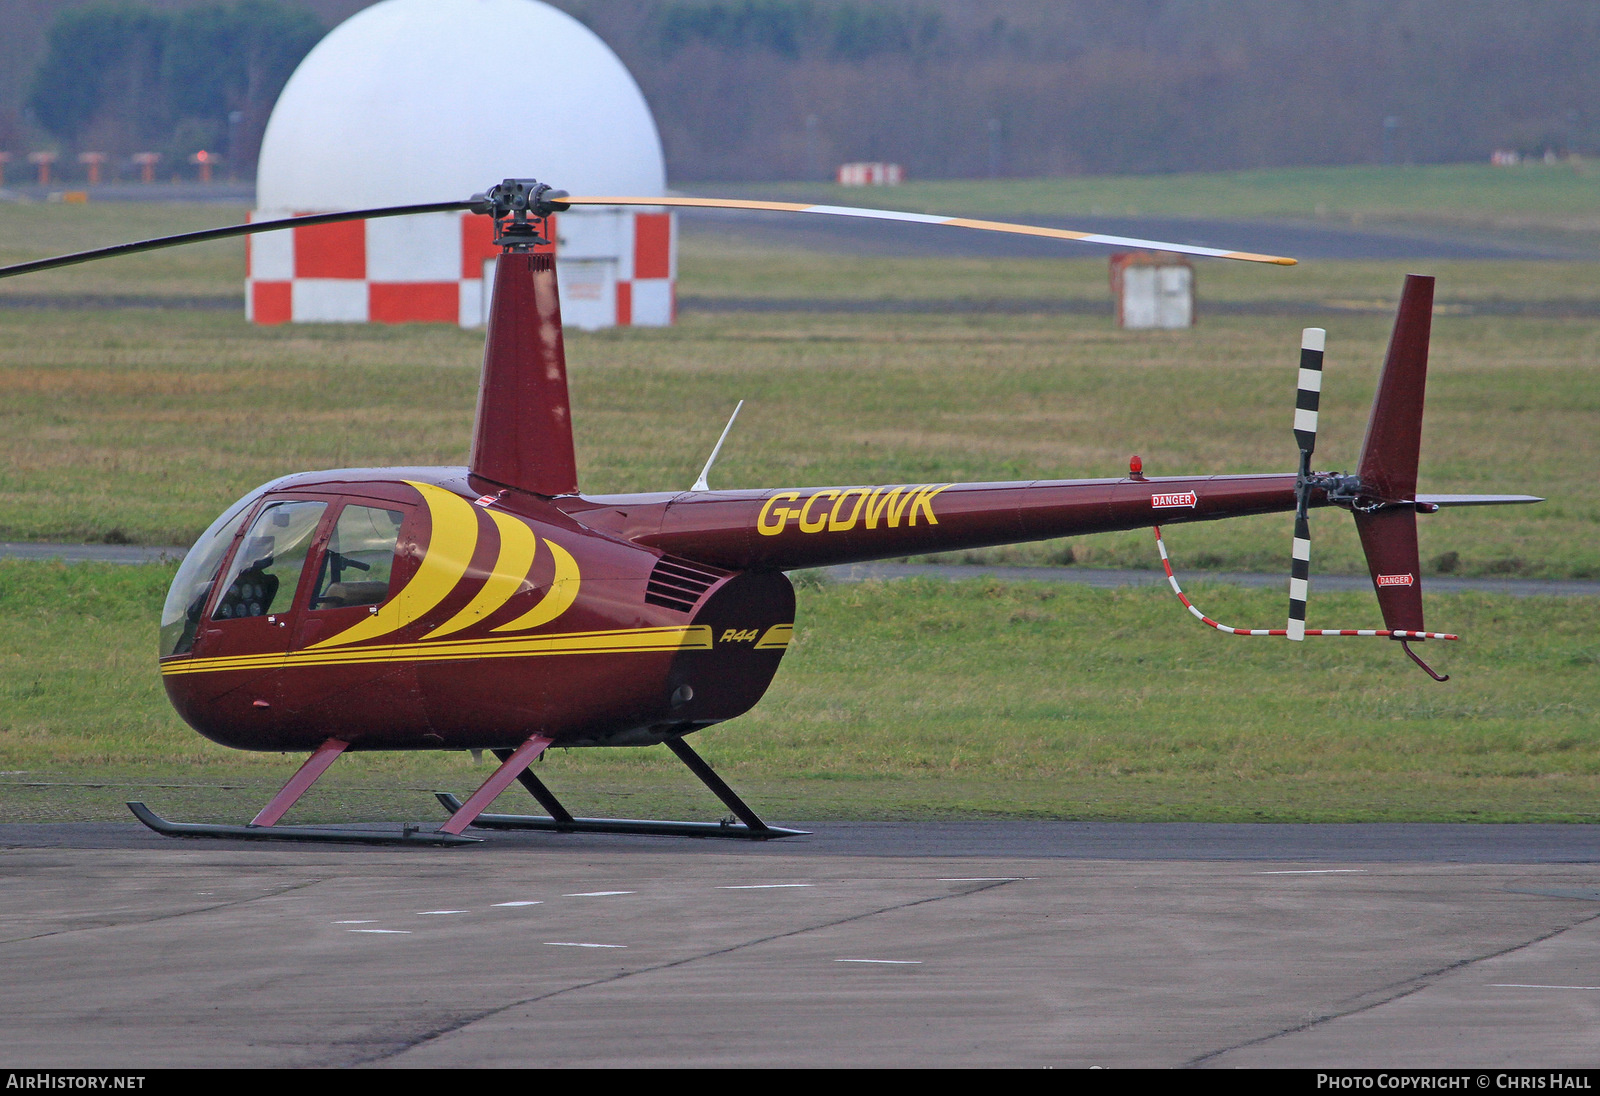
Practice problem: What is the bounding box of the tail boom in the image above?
[570,473,1311,572]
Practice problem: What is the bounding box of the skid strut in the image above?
[128,735,480,846]
[435,734,808,840]
[251,737,349,826]
[439,733,555,835]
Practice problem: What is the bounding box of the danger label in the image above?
[1151,492,1197,508]
[1376,573,1415,587]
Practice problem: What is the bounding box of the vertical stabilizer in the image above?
[1357,274,1433,502]
[1353,507,1425,634]
[1354,275,1433,639]
[469,252,579,497]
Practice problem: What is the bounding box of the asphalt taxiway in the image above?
[3,822,1600,1068]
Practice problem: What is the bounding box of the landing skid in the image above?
[435,735,808,841]
[127,736,480,846]
[127,732,802,846]
[128,801,480,846]
[431,792,804,840]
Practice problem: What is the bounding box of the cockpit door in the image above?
[280,499,427,742]
[187,498,330,722]
[290,501,411,649]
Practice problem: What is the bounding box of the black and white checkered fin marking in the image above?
[1289,514,1312,640]
[1288,327,1325,642]
[1293,327,1325,456]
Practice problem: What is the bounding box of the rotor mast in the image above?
[469,180,580,498]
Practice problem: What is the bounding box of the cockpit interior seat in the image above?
[315,581,390,609]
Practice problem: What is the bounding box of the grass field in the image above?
[0,202,248,300]
[722,161,1600,240]
[0,282,1592,577]
[2,561,1596,825]
[0,169,1595,823]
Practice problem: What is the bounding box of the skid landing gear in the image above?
[127,736,482,845]
[128,734,803,845]
[127,801,480,846]
[435,735,808,841]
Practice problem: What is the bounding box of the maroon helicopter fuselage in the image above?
[156,245,1317,756]
[160,465,1308,753]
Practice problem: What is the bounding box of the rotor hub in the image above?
[471,179,571,251]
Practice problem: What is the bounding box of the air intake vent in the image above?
[645,556,728,613]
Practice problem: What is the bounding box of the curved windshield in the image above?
[159,487,266,658]
[213,500,328,621]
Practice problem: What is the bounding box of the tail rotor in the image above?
[1152,287,1476,679]
[1288,327,1325,641]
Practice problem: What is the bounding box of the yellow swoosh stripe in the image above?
[754,624,793,650]
[162,625,713,676]
[311,481,479,649]
[493,538,580,632]
[424,509,540,640]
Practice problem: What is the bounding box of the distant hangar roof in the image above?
[256,0,665,210]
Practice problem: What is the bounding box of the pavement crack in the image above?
[353,877,1020,1066]
[1182,906,1600,1068]
[0,879,324,946]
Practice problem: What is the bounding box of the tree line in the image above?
[571,0,1600,181]
[22,0,321,181]
[13,0,1599,183]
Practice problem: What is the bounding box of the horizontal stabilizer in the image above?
[1414,494,1544,507]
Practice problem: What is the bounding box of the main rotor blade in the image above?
[0,186,1297,281]
[0,200,476,281]
[566,195,1298,265]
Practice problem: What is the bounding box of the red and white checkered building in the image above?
[248,0,674,330]
[246,208,675,329]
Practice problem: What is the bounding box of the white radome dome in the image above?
[256,0,665,210]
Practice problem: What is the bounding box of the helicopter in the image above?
[1,179,1539,846]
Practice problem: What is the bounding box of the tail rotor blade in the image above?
[1288,511,1312,642]
[1293,327,1326,458]
[1288,327,1325,642]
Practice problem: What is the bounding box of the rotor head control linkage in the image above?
[470,178,572,250]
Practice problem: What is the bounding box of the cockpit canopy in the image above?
[159,481,404,658]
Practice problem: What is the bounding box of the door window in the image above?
[310,505,404,610]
